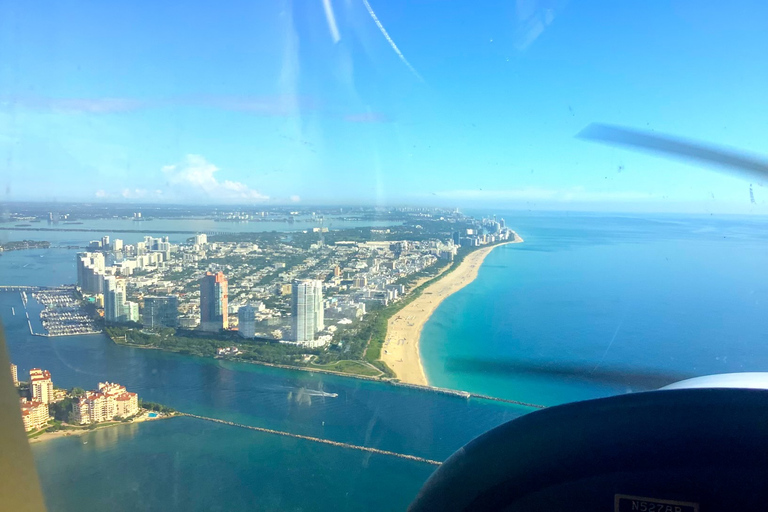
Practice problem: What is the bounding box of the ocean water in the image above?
[421,213,768,406]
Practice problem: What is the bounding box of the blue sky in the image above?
[1,0,767,212]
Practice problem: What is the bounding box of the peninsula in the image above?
[381,232,523,385]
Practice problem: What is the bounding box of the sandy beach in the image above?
[381,232,523,386]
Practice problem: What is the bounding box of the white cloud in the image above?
[162,154,269,202]
[121,188,151,199]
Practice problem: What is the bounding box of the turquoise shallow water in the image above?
[421,213,768,406]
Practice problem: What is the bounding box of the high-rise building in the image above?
[238,305,257,338]
[200,272,228,332]
[104,277,138,323]
[73,382,139,424]
[20,399,50,431]
[143,296,179,328]
[101,235,110,249]
[194,233,208,246]
[291,279,324,344]
[76,252,106,294]
[126,301,140,323]
[112,238,124,251]
[104,276,121,322]
[29,368,53,404]
[10,363,18,386]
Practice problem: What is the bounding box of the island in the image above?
[0,240,51,252]
[11,363,176,444]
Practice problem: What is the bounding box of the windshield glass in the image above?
[1,1,767,510]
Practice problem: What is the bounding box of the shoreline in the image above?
[27,410,176,444]
[381,232,524,385]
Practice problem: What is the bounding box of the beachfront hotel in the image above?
[20,399,50,432]
[30,368,54,404]
[73,382,139,424]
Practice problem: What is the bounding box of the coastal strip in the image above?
[28,411,175,444]
[181,413,442,466]
[382,232,524,385]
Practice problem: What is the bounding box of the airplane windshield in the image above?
[1,1,766,510]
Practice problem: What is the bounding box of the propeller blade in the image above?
[577,123,768,183]
[445,357,690,390]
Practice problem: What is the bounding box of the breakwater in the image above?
[181,413,443,466]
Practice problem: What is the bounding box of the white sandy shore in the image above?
[381,232,523,385]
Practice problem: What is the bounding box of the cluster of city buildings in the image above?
[72,212,515,348]
[10,363,140,431]
[77,234,183,324]
[11,364,53,431]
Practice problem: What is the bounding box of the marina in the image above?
[15,288,102,337]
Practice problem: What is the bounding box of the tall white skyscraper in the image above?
[104,276,120,322]
[104,276,137,323]
[291,280,324,344]
[76,252,106,294]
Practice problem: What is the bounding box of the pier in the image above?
[180,413,442,466]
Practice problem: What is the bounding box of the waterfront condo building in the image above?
[291,279,324,346]
[104,276,140,323]
[76,252,106,294]
[238,305,257,338]
[10,363,18,386]
[29,368,54,404]
[73,382,139,424]
[20,399,50,431]
[143,295,179,328]
[200,271,228,332]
